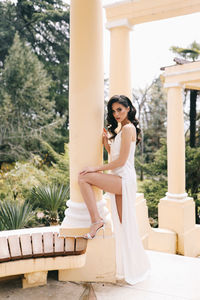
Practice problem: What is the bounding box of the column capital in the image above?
[104,0,138,8]
[163,82,183,89]
[106,18,133,30]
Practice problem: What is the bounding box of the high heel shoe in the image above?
[83,219,105,240]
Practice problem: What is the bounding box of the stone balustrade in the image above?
[0,226,87,288]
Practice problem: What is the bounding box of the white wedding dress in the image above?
[107,126,151,285]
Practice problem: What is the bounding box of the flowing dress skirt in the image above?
[107,171,151,285]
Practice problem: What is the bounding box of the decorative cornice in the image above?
[164,67,200,77]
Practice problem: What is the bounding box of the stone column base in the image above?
[60,197,112,237]
[158,195,198,255]
[59,235,116,283]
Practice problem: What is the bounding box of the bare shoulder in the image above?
[122,123,136,134]
[121,123,136,140]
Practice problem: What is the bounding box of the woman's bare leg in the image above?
[78,171,122,236]
[115,194,122,223]
[78,179,101,223]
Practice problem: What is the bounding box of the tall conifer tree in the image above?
[0,32,63,162]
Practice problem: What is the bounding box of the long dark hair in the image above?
[106,95,141,145]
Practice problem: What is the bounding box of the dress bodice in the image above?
[109,130,136,179]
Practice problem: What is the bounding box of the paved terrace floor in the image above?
[0,250,200,300]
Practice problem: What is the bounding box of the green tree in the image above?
[133,77,167,180]
[0,32,64,162]
[41,141,70,185]
[139,140,200,225]
[0,145,70,205]
[170,41,200,61]
[0,0,70,152]
[137,139,168,227]
[185,145,200,223]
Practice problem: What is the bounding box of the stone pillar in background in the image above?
[158,83,196,255]
[107,19,133,100]
[166,84,187,197]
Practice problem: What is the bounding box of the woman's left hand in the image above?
[79,166,99,175]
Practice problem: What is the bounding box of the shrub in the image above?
[0,200,35,230]
[30,183,69,225]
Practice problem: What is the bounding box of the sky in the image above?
[66,0,200,90]
[103,10,200,90]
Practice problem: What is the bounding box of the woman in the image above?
[78,95,151,285]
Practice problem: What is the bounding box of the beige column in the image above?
[60,0,111,236]
[158,83,196,255]
[107,19,133,99]
[165,84,187,199]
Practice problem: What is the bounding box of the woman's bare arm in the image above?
[103,138,110,154]
[97,125,135,172]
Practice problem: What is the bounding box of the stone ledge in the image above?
[0,254,86,278]
[148,227,177,254]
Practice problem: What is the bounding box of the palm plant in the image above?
[0,200,35,230]
[31,184,69,225]
[170,41,200,61]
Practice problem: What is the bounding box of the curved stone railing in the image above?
[0,226,87,288]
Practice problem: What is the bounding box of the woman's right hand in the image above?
[102,128,108,144]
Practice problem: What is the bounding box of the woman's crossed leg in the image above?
[78,171,122,236]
